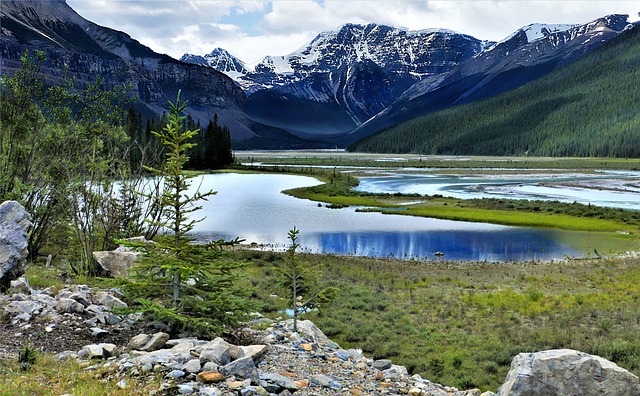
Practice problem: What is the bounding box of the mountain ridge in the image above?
[347,22,640,158]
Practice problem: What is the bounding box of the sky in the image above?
[66,0,640,65]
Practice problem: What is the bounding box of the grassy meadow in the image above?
[238,250,640,392]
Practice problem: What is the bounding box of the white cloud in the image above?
[67,0,640,62]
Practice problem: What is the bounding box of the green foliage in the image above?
[1,353,165,395]
[0,50,151,273]
[241,251,640,391]
[18,338,38,371]
[349,26,640,157]
[275,227,338,332]
[122,91,251,337]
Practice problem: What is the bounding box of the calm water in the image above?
[187,173,582,261]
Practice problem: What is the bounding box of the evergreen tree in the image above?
[277,227,338,333]
[122,91,251,336]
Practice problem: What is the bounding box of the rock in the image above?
[310,374,341,390]
[183,358,202,374]
[258,373,299,393]
[129,332,170,352]
[291,320,331,345]
[0,201,31,291]
[219,356,258,382]
[94,291,127,310]
[9,276,31,294]
[78,343,119,359]
[237,345,270,365]
[166,369,186,379]
[177,384,194,394]
[200,340,232,366]
[90,327,109,338]
[373,359,393,371]
[56,297,85,314]
[497,349,640,396]
[69,292,92,307]
[4,300,42,320]
[92,249,139,278]
[196,371,225,383]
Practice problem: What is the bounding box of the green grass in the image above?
[390,205,628,232]
[0,354,164,396]
[237,250,640,392]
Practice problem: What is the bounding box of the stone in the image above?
[291,320,331,345]
[69,292,92,307]
[90,327,109,338]
[200,342,231,366]
[183,358,202,374]
[0,201,31,291]
[219,356,258,382]
[92,249,139,278]
[128,334,151,350]
[4,300,42,320]
[56,297,85,314]
[196,371,225,383]
[497,349,640,396]
[202,362,219,372]
[94,291,127,310]
[79,344,107,359]
[177,384,194,394]
[166,369,186,379]
[259,373,299,392]
[9,277,31,295]
[373,359,393,371]
[129,332,169,352]
[237,345,270,364]
[310,374,341,390]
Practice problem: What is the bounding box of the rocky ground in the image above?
[0,278,481,396]
[2,278,639,396]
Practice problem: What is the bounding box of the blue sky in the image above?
[66,1,639,64]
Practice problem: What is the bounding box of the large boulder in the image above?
[0,201,31,291]
[92,247,139,277]
[497,349,640,396]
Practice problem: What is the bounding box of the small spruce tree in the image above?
[278,227,338,333]
[122,91,250,336]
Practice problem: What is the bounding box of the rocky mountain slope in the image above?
[0,0,281,144]
[183,24,490,138]
[184,15,634,146]
[348,14,635,143]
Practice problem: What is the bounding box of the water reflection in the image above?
[188,173,584,261]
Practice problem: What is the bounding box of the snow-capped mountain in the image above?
[180,48,249,81]
[182,23,490,137]
[348,14,635,143]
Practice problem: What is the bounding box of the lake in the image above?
[188,173,585,261]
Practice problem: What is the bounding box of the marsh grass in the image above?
[237,250,640,392]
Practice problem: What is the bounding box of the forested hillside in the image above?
[348,25,640,157]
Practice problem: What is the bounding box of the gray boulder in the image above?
[128,332,170,352]
[0,201,31,290]
[92,237,153,277]
[498,349,640,396]
[56,297,85,314]
[219,356,258,382]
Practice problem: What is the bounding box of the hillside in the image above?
[347,24,640,157]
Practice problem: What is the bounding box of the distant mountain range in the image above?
[0,0,320,149]
[1,0,637,151]
[348,23,640,158]
[181,15,635,146]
